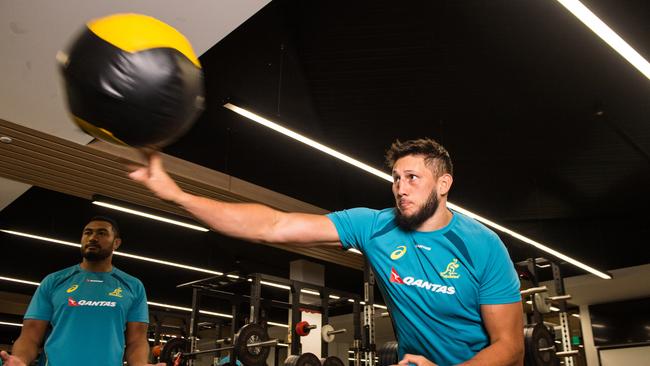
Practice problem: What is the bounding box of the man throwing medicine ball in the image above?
[0,217,163,366]
[129,138,523,366]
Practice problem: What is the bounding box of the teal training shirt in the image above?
[24,264,149,366]
[328,208,521,366]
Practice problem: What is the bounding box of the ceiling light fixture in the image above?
[223,103,612,280]
[0,321,22,327]
[92,200,209,232]
[0,230,223,276]
[555,0,650,80]
[0,231,390,307]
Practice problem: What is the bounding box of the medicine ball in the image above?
[59,13,204,147]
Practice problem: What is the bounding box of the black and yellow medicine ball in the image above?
[59,13,204,147]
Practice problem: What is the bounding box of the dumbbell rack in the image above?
[176,272,365,365]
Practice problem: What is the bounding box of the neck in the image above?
[80,257,113,272]
[416,201,453,232]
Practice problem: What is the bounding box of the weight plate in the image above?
[534,292,552,314]
[234,323,271,366]
[321,324,335,343]
[285,353,321,366]
[159,337,189,366]
[321,356,345,366]
[524,324,559,366]
[377,341,399,366]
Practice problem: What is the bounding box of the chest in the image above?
[50,274,132,318]
[367,235,480,310]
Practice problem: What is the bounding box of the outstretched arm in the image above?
[0,319,48,366]
[128,154,341,247]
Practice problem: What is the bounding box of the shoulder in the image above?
[42,264,80,283]
[451,210,501,244]
[328,207,391,224]
[112,267,145,289]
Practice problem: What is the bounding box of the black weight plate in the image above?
[524,324,559,366]
[378,341,399,366]
[160,337,190,366]
[285,353,321,366]
[321,356,345,366]
[234,323,270,366]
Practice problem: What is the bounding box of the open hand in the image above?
[396,353,438,366]
[127,153,185,203]
[0,351,27,366]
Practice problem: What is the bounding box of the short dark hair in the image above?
[385,138,453,176]
[87,216,121,238]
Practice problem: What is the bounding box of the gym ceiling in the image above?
[1,0,649,332]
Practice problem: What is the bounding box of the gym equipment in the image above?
[377,341,399,366]
[159,338,190,366]
[320,356,345,366]
[284,353,321,366]
[320,324,346,343]
[59,13,204,147]
[159,323,277,366]
[295,321,317,337]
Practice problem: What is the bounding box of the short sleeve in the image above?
[479,237,521,305]
[326,208,378,252]
[127,280,150,323]
[24,276,54,321]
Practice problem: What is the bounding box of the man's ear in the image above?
[437,173,453,196]
[113,238,122,250]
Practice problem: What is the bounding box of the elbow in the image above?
[511,340,525,366]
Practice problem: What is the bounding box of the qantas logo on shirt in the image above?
[67,297,116,307]
[389,268,456,295]
[390,267,404,284]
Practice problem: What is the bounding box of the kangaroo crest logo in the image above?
[440,259,461,279]
[108,287,123,298]
[390,245,407,260]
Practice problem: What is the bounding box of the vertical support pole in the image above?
[353,299,362,366]
[321,289,330,357]
[552,262,574,366]
[363,260,376,366]
[189,288,201,366]
[291,283,302,356]
[250,274,262,324]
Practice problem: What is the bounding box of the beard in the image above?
[81,245,113,262]
[394,189,440,231]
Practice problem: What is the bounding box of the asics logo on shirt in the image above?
[390,245,407,260]
[389,268,456,295]
[66,284,79,293]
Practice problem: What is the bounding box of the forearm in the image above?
[125,339,150,366]
[9,336,40,364]
[456,340,523,366]
[174,192,284,243]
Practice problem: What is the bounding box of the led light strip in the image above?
[555,0,650,80]
[224,103,611,280]
[1,229,390,307]
[0,276,289,328]
[92,201,209,232]
[0,230,223,276]
[0,321,22,327]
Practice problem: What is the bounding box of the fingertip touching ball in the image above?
[59,13,204,147]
